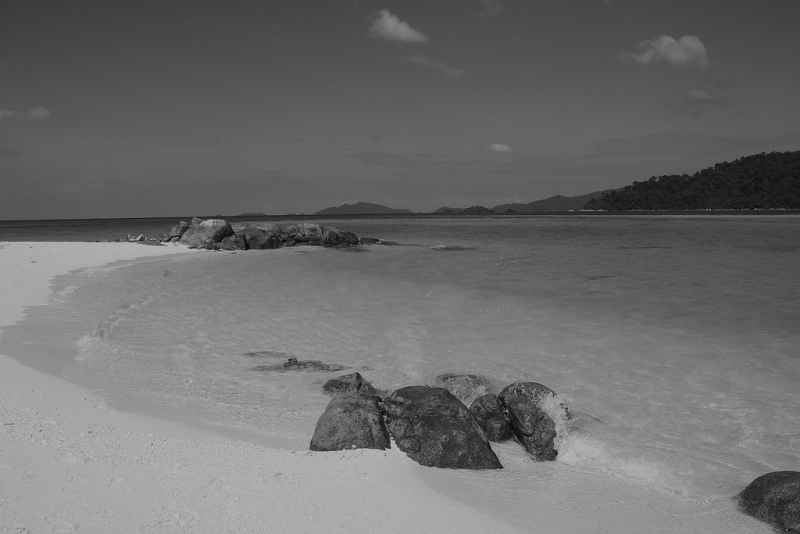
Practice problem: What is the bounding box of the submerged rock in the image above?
[433,373,491,405]
[383,386,502,470]
[283,357,345,372]
[322,372,376,397]
[310,392,390,452]
[469,393,513,442]
[738,471,800,532]
[498,382,559,461]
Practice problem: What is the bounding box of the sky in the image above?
[2,0,799,219]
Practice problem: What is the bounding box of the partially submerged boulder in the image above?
[383,386,502,470]
[180,218,234,248]
[322,372,376,397]
[321,228,360,247]
[498,382,558,461]
[738,471,800,533]
[469,393,513,442]
[310,392,390,452]
[283,357,345,372]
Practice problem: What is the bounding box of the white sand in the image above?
[0,242,768,533]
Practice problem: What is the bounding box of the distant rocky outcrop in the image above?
[315,202,413,215]
[738,471,800,532]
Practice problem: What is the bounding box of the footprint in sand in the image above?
[108,476,131,494]
[141,509,198,532]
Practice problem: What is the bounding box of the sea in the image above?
[1,214,798,532]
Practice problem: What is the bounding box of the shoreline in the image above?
[0,241,770,532]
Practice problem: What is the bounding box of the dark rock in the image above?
[498,382,559,460]
[738,471,800,533]
[180,218,234,248]
[220,234,247,251]
[239,227,269,249]
[359,237,381,245]
[310,393,390,451]
[169,221,190,239]
[283,357,345,372]
[321,228,360,247]
[322,372,376,397]
[433,373,491,405]
[469,394,513,442]
[383,386,503,470]
[285,238,296,247]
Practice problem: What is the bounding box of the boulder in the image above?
[322,372,377,397]
[738,471,800,532]
[359,237,381,245]
[283,357,345,372]
[321,228,360,247]
[180,219,234,248]
[300,223,324,239]
[168,221,190,239]
[310,393,390,452]
[220,234,247,251]
[239,227,270,249]
[469,394,513,442]
[498,382,558,461]
[383,386,502,470]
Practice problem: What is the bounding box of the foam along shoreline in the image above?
[0,241,771,533]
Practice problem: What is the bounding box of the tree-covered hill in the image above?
[583,151,800,211]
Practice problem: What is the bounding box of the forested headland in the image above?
[583,151,800,211]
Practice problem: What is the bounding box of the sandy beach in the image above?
[0,241,770,533]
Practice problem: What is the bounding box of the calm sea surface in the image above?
[2,214,798,529]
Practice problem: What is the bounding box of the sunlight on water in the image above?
[6,215,798,514]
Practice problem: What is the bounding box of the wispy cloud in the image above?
[479,0,508,16]
[405,56,464,78]
[657,89,734,119]
[484,143,513,153]
[369,10,428,44]
[0,107,51,120]
[685,89,731,106]
[620,35,708,69]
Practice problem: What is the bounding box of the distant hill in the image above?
[583,151,800,211]
[238,212,267,216]
[433,205,495,214]
[492,191,609,213]
[432,206,465,214]
[314,202,413,215]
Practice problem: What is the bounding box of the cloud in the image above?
[370,10,428,44]
[479,0,507,16]
[657,89,734,119]
[405,56,464,78]
[0,107,51,120]
[686,89,732,106]
[620,35,708,69]
[484,143,513,153]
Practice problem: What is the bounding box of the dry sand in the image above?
[0,242,769,533]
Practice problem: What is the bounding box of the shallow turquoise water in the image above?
[4,215,799,513]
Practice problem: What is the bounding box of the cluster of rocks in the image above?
[309,372,568,469]
[157,217,388,251]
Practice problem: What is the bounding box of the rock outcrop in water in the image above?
[156,217,387,251]
[738,471,800,532]
[498,382,559,460]
[468,393,513,442]
[322,372,377,397]
[383,386,503,470]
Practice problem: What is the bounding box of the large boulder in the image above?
[220,234,247,251]
[469,393,513,442]
[322,372,377,397]
[321,228,360,247]
[738,471,800,532]
[498,382,558,461]
[180,219,234,248]
[169,221,190,239]
[310,393,390,452]
[383,386,502,470]
[238,227,272,250]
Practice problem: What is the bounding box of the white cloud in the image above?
[370,10,428,44]
[27,107,50,120]
[405,56,464,78]
[484,143,513,153]
[620,35,708,69]
[0,107,51,120]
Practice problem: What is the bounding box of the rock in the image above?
[469,394,513,442]
[498,382,558,460]
[432,373,491,405]
[168,221,190,239]
[310,392,390,452]
[383,386,503,470]
[180,219,234,248]
[321,228,360,247]
[359,237,381,245]
[238,227,269,249]
[282,357,345,372]
[220,234,247,251]
[738,471,800,532]
[322,372,376,397]
[299,223,324,239]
